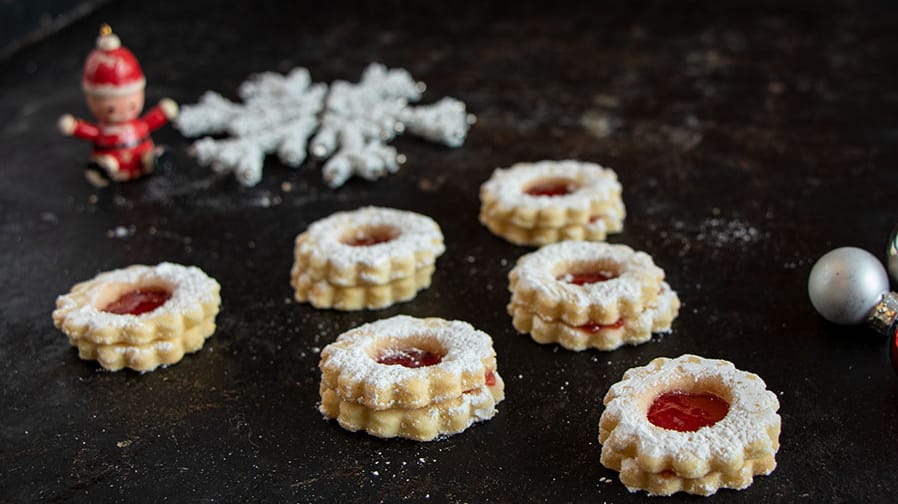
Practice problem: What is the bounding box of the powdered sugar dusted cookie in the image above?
[319,315,504,441]
[480,160,625,246]
[52,263,221,372]
[510,282,679,351]
[291,206,444,310]
[599,355,781,496]
[319,373,504,442]
[507,241,679,351]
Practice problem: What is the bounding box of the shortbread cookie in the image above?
[319,315,504,441]
[52,263,221,372]
[598,355,781,496]
[291,206,444,287]
[509,282,679,351]
[319,372,505,441]
[508,241,670,327]
[482,199,624,247]
[320,316,497,409]
[479,160,624,245]
[291,206,444,310]
[65,318,215,372]
[292,265,434,310]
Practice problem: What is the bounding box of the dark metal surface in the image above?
[2,1,898,502]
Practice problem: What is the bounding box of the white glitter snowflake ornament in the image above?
[176,64,475,188]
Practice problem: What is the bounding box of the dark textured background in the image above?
[1,1,897,502]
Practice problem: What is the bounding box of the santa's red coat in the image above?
[70,105,169,179]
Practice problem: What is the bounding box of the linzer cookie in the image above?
[479,160,624,246]
[52,263,221,372]
[291,206,444,310]
[507,241,679,351]
[318,315,504,441]
[599,355,781,496]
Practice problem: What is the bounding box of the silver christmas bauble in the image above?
[808,247,890,325]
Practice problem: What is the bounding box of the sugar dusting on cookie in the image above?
[293,206,445,288]
[509,241,667,324]
[320,315,496,408]
[482,160,622,211]
[599,354,781,496]
[54,262,220,332]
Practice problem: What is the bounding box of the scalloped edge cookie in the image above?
[67,319,216,372]
[479,160,624,229]
[292,265,435,310]
[508,241,665,326]
[291,206,445,287]
[617,455,777,497]
[480,201,624,247]
[319,372,505,441]
[509,282,679,351]
[598,354,781,496]
[320,316,498,410]
[53,263,221,346]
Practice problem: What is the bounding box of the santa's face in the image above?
[86,90,145,123]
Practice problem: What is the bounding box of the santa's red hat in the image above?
[81,24,145,97]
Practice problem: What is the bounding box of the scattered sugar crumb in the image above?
[106,225,135,238]
[696,217,760,247]
[580,110,616,139]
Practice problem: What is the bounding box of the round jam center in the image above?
[102,288,171,315]
[647,391,730,432]
[524,183,573,197]
[343,232,395,247]
[562,271,617,285]
[377,348,443,368]
[577,319,625,333]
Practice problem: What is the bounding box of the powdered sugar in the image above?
[482,160,622,211]
[602,355,780,464]
[512,241,663,308]
[696,218,761,247]
[322,315,493,393]
[55,262,220,332]
[297,206,444,277]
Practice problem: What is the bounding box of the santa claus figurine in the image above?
[58,24,178,182]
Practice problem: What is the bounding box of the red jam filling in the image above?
[485,370,496,387]
[577,319,625,333]
[524,183,572,197]
[562,271,617,285]
[465,370,497,394]
[344,233,394,247]
[102,288,171,315]
[377,348,443,368]
[647,391,729,432]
